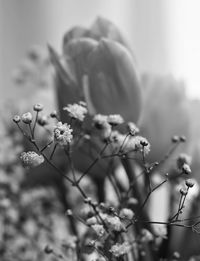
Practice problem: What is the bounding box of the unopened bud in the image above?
[172,135,179,143]
[50,110,57,118]
[22,112,33,124]
[33,103,44,112]
[180,188,188,196]
[13,115,21,123]
[182,163,191,175]
[185,179,195,188]
[180,136,186,142]
[44,245,53,254]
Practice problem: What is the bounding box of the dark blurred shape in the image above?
[139,74,191,169]
[49,17,142,200]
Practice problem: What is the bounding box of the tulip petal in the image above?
[64,38,98,80]
[87,39,142,123]
[90,16,130,49]
[63,26,91,52]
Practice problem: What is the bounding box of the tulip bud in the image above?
[87,39,142,122]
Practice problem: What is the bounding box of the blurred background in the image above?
[1,0,200,101]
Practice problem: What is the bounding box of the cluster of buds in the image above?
[13,103,44,125]
[20,151,44,168]
[110,242,131,257]
[172,135,186,143]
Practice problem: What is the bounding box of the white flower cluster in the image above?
[101,214,125,232]
[53,122,73,145]
[63,103,88,121]
[91,224,105,237]
[110,242,131,257]
[20,151,44,168]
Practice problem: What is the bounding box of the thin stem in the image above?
[16,122,30,139]
[28,123,33,139]
[40,140,53,152]
[64,146,77,182]
[136,178,168,219]
[32,111,39,138]
[118,133,130,153]
[50,143,58,160]
[155,141,181,169]
[77,141,109,183]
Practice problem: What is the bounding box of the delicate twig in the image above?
[32,111,39,138]
[40,140,53,152]
[135,178,168,219]
[49,143,58,160]
[77,141,109,183]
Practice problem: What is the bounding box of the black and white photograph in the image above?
[1,1,200,260]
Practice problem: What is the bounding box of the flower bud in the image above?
[20,151,44,168]
[13,115,21,123]
[50,110,57,118]
[180,136,186,142]
[185,179,195,188]
[33,103,44,112]
[180,188,188,196]
[44,245,53,254]
[127,122,139,136]
[172,135,179,143]
[22,112,33,124]
[182,163,191,175]
[37,115,48,126]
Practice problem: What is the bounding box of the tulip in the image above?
[139,74,191,168]
[49,17,142,201]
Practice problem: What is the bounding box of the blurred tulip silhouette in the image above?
[139,74,191,169]
[139,74,194,259]
[49,17,142,200]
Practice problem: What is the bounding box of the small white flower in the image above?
[110,242,130,257]
[20,151,44,167]
[63,103,87,121]
[107,114,124,126]
[53,122,73,145]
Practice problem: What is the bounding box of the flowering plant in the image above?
[1,17,200,261]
